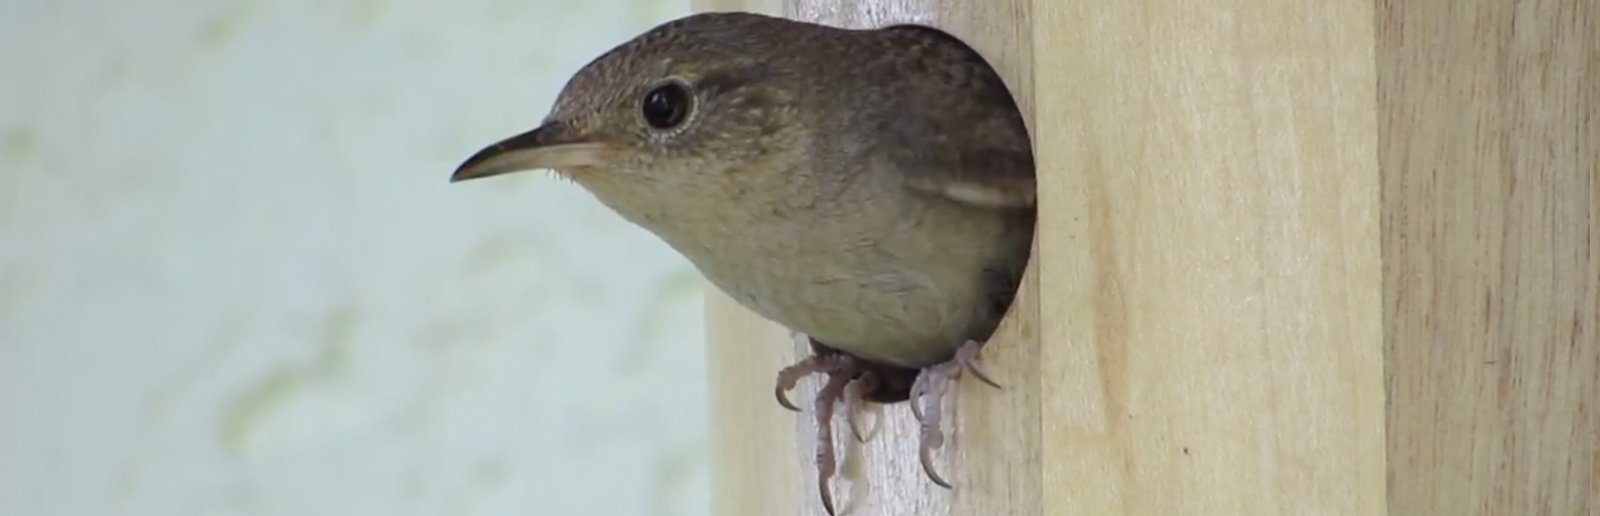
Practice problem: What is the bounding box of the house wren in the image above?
[451,11,1034,514]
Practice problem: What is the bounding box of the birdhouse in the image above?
[697,1,1600,515]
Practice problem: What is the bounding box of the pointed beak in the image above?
[450,122,621,183]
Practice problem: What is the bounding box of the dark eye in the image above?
[641,83,692,130]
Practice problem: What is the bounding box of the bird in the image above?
[450,11,1034,514]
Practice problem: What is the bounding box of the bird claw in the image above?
[814,369,852,516]
[775,355,827,412]
[842,375,878,443]
[951,338,1002,389]
[775,339,995,510]
[774,350,880,515]
[908,339,996,488]
[919,430,951,489]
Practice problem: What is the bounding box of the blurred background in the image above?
[0,0,713,515]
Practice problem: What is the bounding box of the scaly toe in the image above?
[842,373,879,442]
[914,368,954,489]
[774,355,835,412]
[814,368,854,516]
[953,339,1001,389]
[908,368,931,422]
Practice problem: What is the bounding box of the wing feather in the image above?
[875,24,1036,209]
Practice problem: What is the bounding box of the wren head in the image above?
[450,12,816,202]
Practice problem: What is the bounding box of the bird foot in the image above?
[908,339,1000,489]
[775,351,879,516]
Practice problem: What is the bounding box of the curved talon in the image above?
[775,356,829,412]
[777,344,973,508]
[955,340,1002,389]
[966,364,1000,389]
[920,439,952,489]
[842,374,878,442]
[916,371,954,489]
[910,341,994,490]
[908,372,929,422]
[816,424,838,515]
[818,428,837,516]
[814,369,852,516]
[774,384,800,413]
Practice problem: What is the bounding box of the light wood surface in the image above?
[1038,0,1387,515]
[1379,1,1599,514]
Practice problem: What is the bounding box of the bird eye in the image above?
[641,82,692,130]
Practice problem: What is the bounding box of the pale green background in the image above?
[0,1,714,515]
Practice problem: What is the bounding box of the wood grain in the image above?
[1036,0,1387,515]
[706,288,804,516]
[701,0,1596,514]
[1379,1,1600,514]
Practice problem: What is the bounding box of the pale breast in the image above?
[693,248,983,368]
[671,203,1005,369]
[576,161,1017,369]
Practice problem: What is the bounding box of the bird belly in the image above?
[689,249,984,369]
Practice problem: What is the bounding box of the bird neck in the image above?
[572,162,818,254]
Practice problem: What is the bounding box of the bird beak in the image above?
[450,122,620,182]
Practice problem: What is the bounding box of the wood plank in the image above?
[1379,1,1600,513]
[1036,0,1387,514]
